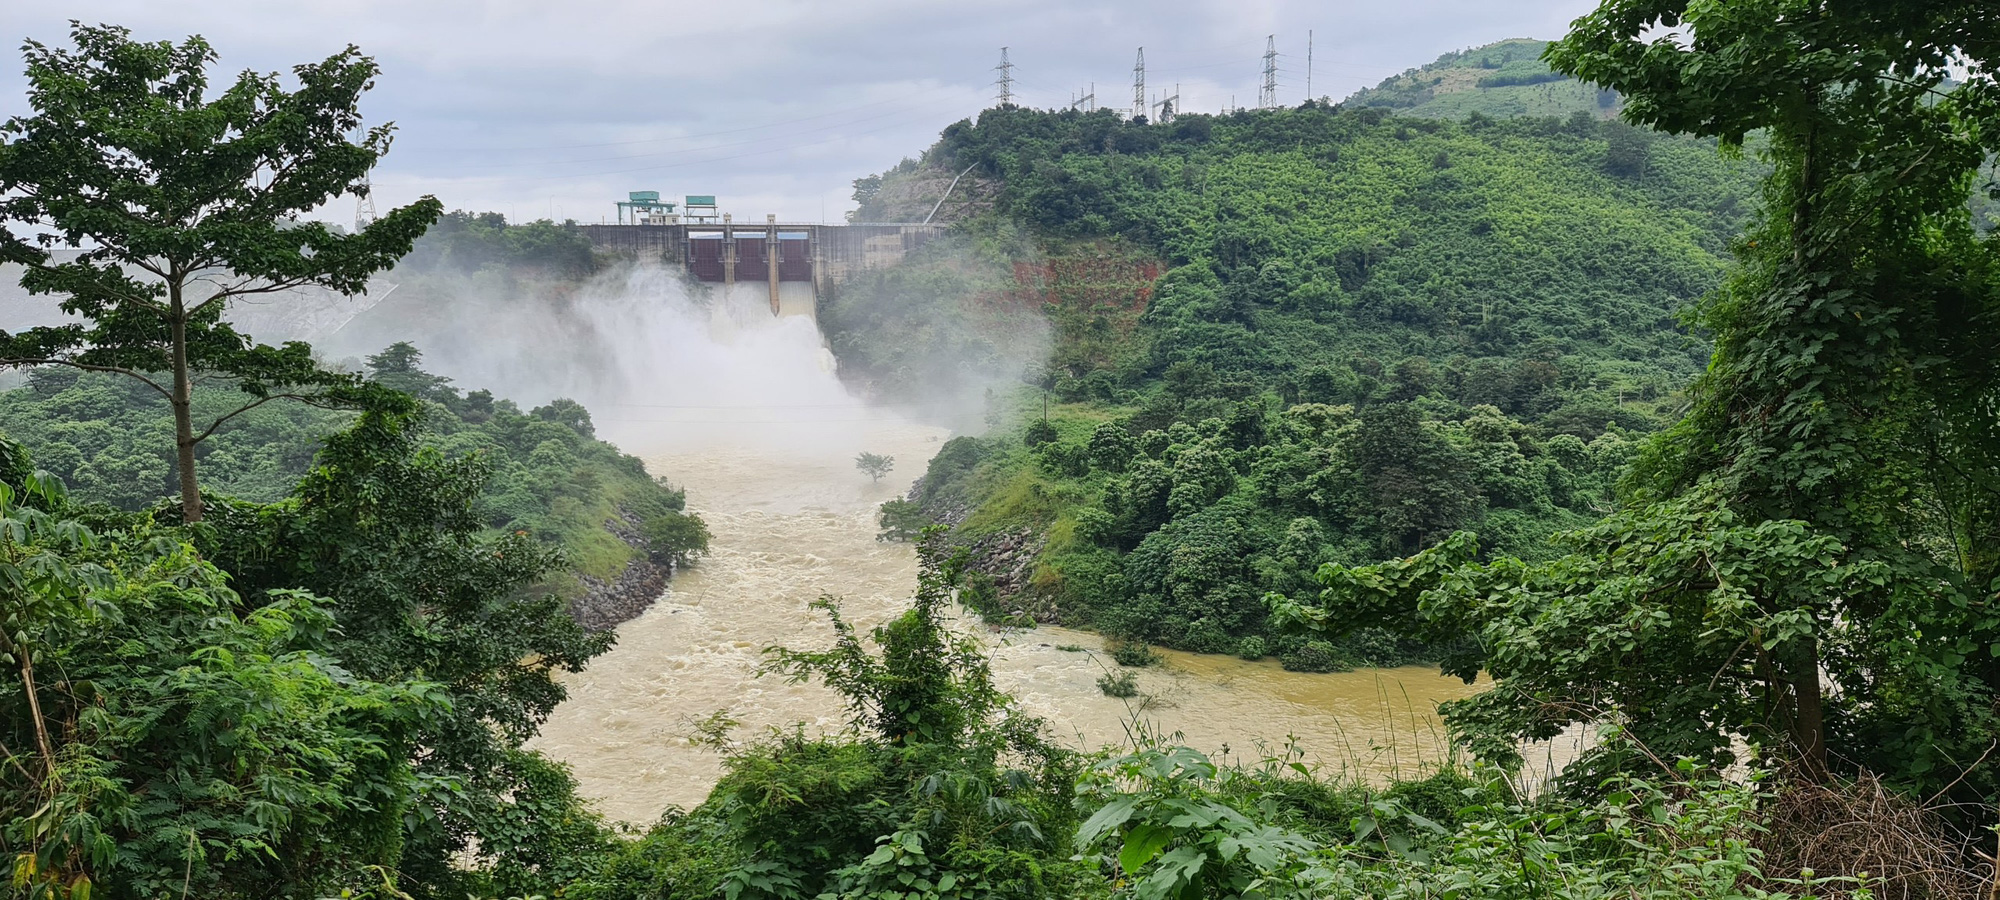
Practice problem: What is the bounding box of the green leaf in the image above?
[1076,795,1138,849]
[1119,823,1176,876]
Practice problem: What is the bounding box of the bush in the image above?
[1279,640,1353,673]
[1381,767,1498,831]
[1087,421,1136,472]
[956,571,1007,623]
[1023,418,1059,448]
[1110,641,1162,667]
[1345,626,1431,667]
[1237,635,1268,661]
[1096,670,1140,698]
[642,510,711,568]
[876,498,926,542]
[1034,441,1092,478]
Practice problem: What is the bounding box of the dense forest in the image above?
[2,5,1998,899]
[0,210,707,628]
[836,86,1760,669]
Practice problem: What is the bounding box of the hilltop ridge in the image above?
[1344,37,1620,120]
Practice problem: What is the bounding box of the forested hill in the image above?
[1344,38,1619,120]
[834,100,1762,664]
[0,216,707,631]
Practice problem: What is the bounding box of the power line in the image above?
[599,415,911,425]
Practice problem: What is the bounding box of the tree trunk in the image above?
[1787,636,1828,781]
[14,642,55,783]
[1784,104,1829,782]
[168,282,201,523]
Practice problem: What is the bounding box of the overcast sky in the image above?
[2,1,1597,226]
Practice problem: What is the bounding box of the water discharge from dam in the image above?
[528,272,1488,825]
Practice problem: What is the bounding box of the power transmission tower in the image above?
[353,176,377,234]
[1132,47,1146,120]
[994,47,1014,107]
[353,126,378,234]
[1260,35,1277,108]
[1156,83,1180,123]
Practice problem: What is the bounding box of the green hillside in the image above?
[1345,38,1621,120]
[835,103,1761,663]
[0,217,708,629]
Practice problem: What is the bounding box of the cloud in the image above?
[1,0,1596,224]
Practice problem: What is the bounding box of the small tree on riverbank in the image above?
[855,452,894,483]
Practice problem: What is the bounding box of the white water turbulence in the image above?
[524,265,1486,824]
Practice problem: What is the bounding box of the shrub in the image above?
[1237,635,1268,661]
[955,571,1008,624]
[1034,441,1092,478]
[1097,670,1140,698]
[1110,641,1162,667]
[642,510,711,568]
[1279,640,1352,673]
[1087,421,1137,472]
[876,498,926,542]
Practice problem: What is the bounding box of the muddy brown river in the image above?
[526,285,1492,824]
[534,413,1486,823]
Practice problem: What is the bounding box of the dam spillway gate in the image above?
[581,222,947,315]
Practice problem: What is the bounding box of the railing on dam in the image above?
[580,221,948,313]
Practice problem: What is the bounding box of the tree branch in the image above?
[186,275,319,315]
[190,391,338,445]
[0,357,172,401]
[20,260,168,312]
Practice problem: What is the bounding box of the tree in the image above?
[876,498,927,542]
[1347,403,1480,555]
[764,531,1003,746]
[1543,0,2000,782]
[1274,0,2000,794]
[855,452,894,484]
[642,509,710,568]
[0,442,442,899]
[366,341,455,400]
[197,404,613,895]
[0,23,443,522]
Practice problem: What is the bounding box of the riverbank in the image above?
[533,410,1485,824]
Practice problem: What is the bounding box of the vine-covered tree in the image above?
[1278,0,2000,794]
[0,23,442,522]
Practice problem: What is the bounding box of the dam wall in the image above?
[580,222,947,314]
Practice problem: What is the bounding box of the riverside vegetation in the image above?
[842,53,1757,671]
[1,5,1997,900]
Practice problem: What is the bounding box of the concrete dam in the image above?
[581,219,948,316]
